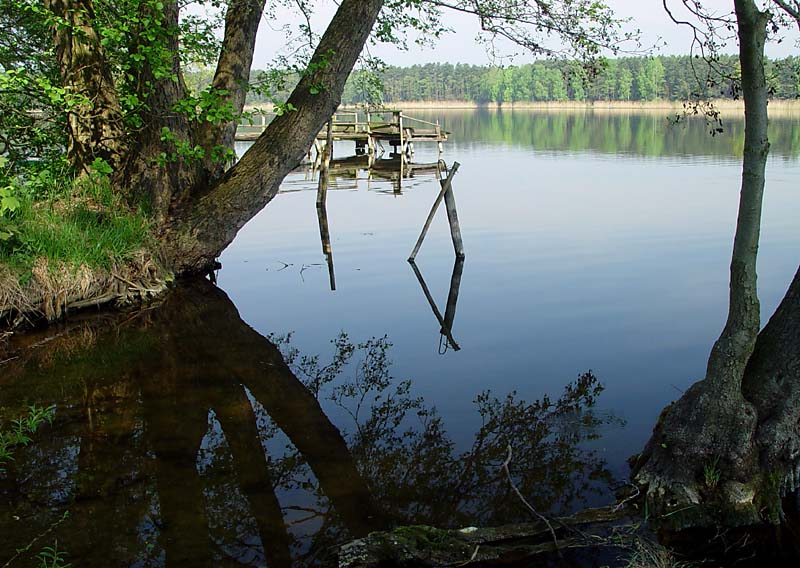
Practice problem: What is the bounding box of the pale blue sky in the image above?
[251,0,798,69]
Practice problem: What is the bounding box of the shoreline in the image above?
[340,99,800,116]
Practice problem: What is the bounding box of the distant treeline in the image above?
[182,55,800,106]
[342,56,800,104]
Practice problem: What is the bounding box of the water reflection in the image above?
[409,257,464,353]
[287,154,443,194]
[418,109,800,160]
[0,280,620,566]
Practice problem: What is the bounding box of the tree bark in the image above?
[45,0,126,173]
[162,0,385,274]
[196,0,267,181]
[742,266,800,519]
[119,0,198,223]
[632,0,773,528]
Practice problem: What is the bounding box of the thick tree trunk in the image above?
[632,0,774,529]
[196,0,267,181]
[162,0,385,274]
[742,266,800,520]
[119,0,198,222]
[45,0,126,173]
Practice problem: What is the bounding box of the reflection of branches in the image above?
[273,332,621,555]
[2,288,622,567]
[500,445,560,558]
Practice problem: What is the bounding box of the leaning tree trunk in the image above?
[45,0,127,173]
[631,0,773,529]
[161,0,385,274]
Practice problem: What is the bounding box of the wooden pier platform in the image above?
[236,109,449,157]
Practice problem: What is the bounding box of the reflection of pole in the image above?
[442,256,464,337]
[316,136,336,291]
[316,196,336,291]
[408,161,461,261]
[408,259,462,352]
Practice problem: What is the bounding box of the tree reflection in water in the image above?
[0,279,621,567]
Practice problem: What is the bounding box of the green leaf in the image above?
[1,195,20,212]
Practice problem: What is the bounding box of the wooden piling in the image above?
[443,176,464,259]
[408,161,461,261]
[324,120,334,165]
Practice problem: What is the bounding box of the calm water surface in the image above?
[1,110,798,566]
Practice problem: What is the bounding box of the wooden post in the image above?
[399,113,404,162]
[261,113,266,129]
[325,119,334,165]
[443,175,465,259]
[408,161,460,261]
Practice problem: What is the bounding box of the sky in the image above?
[251,0,799,69]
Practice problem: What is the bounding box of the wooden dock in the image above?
[236,109,449,158]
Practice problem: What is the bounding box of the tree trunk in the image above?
[161,0,385,274]
[632,0,774,529]
[119,0,199,223]
[45,0,126,173]
[741,266,800,521]
[196,0,267,181]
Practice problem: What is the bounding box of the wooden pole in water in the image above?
[443,175,464,259]
[325,119,334,165]
[408,161,460,261]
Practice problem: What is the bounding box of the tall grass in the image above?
[0,163,152,277]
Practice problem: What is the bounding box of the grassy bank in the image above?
[0,158,169,328]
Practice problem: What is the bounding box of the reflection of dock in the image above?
[285,154,443,194]
[236,109,449,159]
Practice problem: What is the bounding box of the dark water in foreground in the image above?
[1,110,799,566]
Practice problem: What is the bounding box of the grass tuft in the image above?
[0,171,151,274]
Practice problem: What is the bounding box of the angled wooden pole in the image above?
[443,177,464,259]
[408,161,460,261]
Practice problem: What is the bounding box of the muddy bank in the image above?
[0,250,171,331]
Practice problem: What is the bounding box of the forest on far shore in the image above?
[189,55,799,106]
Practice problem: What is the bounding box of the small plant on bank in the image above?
[704,458,722,490]
[0,156,21,242]
[37,542,72,568]
[0,403,56,473]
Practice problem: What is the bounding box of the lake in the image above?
[1,109,799,566]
